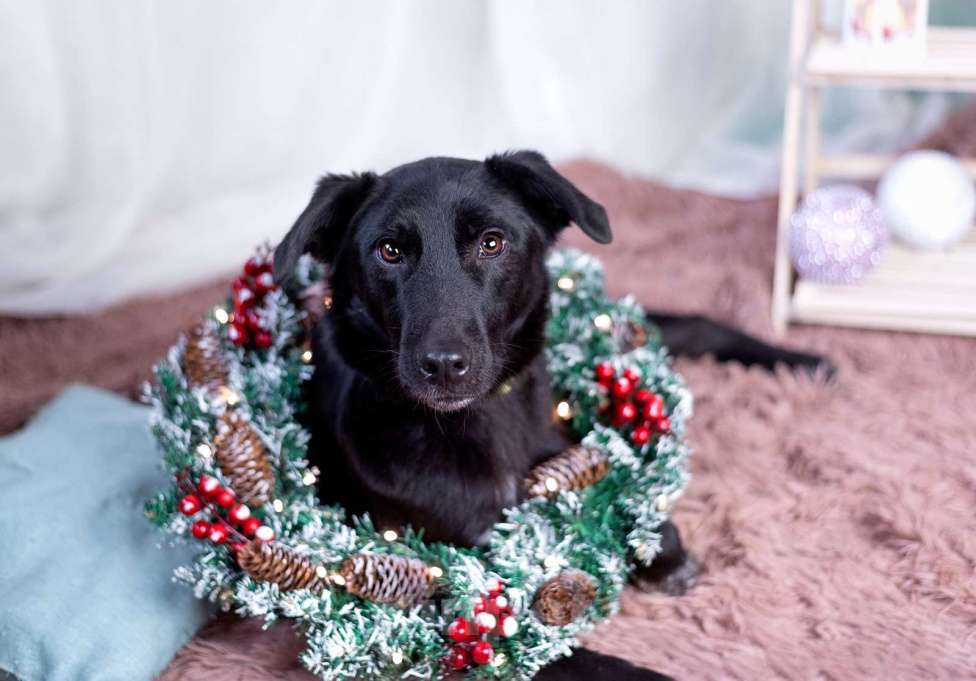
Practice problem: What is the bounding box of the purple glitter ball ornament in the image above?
[790,185,888,284]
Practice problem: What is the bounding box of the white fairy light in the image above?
[555,401,572,420]
[216,386,240,405]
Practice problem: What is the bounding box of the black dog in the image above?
[273,151,827,680]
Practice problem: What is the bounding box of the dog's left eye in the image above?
[478,232,506,258]
[377,240,403,264]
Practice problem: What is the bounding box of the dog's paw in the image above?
[656,553,700,596]
[633,553,700,596]
[534,648,675,681]
[781,349,835,380]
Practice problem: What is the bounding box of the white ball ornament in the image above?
[877,150,976,249]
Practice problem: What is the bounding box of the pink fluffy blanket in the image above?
[4,107,974,681]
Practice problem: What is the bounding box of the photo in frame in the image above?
[843,0,929,52]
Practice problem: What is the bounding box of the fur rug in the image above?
[3,106,975,680]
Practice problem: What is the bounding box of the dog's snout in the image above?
[419,349,470,385]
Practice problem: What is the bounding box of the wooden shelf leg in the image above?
[803,87,821,196]
[772,0,810,336]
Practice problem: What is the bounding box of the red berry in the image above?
[623,368,641,384]
[234,287,255,310]
[486,594,509,614]
[497,613,519,637]
[471,641,494,665]
[612,401,637,427]
[215,489,236,509]
[447,617,473,642]
[631,425,651,446]
[209,523,229,545]
[229,541,245,554]
[232,276,248,291]
[190,519,210,539]
[472,598,488,616]
[244,309,263,332]
[227,322,247,346]
[633,388,652,404]
[448,646,470,670]
[486,577,505,597]
[655,416,672,432]
[475,611,497,633]
[197,475,221,498]
[594,362,615,385]
[253,331,272,349]
[228,503,251,524]
[611,376,633,399]
[253,271,275,294]
[244,257,263,276]
[241,516,261,537]
[179,494,202,516]
[642,395,664,421]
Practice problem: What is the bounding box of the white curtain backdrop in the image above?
[0,0,958,314]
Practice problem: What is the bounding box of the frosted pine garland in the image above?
[145,247,692,680]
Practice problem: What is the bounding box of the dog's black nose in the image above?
[419,350,469,385]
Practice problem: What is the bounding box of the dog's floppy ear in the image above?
[485,150,612,244]
[273,172,378,282]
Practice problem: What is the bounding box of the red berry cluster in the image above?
[227,256,276,349]
[444,578,518,671]
[179,474,275,552]
[594,362,670,447]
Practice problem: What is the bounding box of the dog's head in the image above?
[274,151,611,411]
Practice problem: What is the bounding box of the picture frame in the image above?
[843,0,929,53]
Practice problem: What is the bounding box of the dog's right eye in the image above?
[377,241,403,264]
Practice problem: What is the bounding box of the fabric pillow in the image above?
[0,385,210,681]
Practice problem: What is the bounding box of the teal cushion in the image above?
[0,385,210,681]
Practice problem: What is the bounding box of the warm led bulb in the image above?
[593,314,613,331]
[556,276,576,292]
[555,401,572,420]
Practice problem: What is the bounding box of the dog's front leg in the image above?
[630,520,700,596]
[534,648,675,681]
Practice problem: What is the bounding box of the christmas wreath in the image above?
[145,247,692,680]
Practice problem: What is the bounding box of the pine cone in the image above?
[183,323,227,392]
[532,569,596,625]
[618,320,648,352]
[525,445,609,498]
[214,412,275,507]
[238,541,327,592]
[340,553,433,608]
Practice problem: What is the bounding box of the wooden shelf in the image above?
[772,1,976,338]
[806,28,976,91]
[791,228,976,336]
